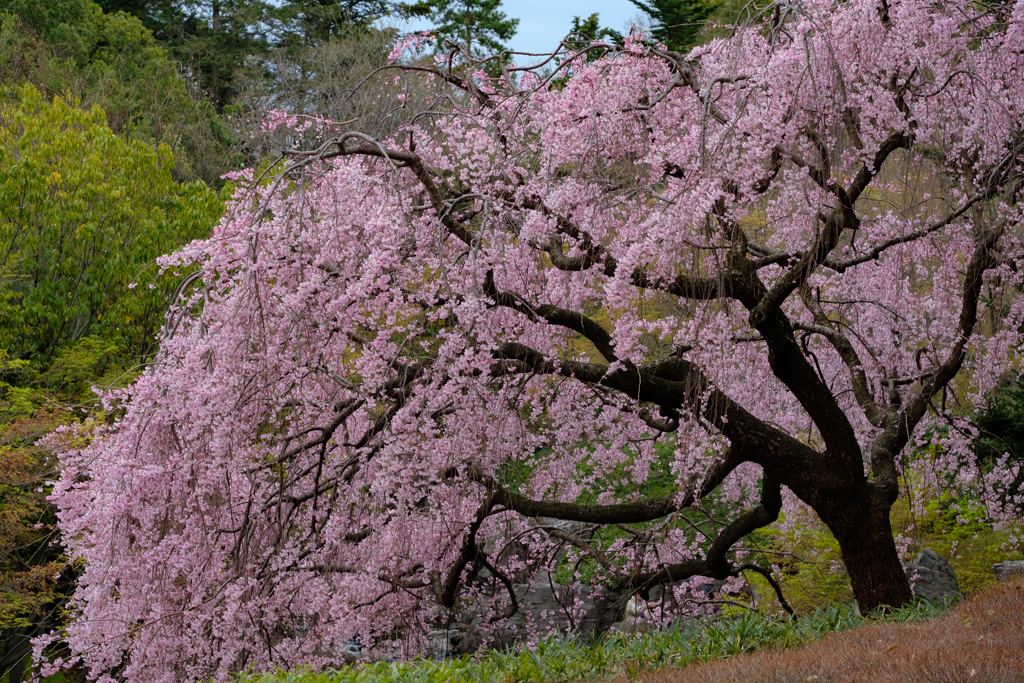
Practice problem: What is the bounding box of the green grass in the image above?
[244,599,948,683]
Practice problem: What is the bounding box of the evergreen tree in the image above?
[94,0,271,109]
[411,0,517,58]
[275,0,394,44]
[628,0,718,51]
[565,13,623,57]
[94,0,178,36]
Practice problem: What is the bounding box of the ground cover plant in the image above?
[35,0,1024,681]
[242,597,947,683]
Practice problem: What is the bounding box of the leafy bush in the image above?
[0,84,221,367]
[0,0,237,185]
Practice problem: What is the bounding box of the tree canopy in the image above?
[0,85,222,367]
[0,0,237,185]
[564,13,624,56]
[39,1,1024,680]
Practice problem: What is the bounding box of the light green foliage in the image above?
[0,0,237,185]
[244,600,944,683]
[0,84,221,368]
[751,504,854,613]
[751,473,1024,614]
[893,489,1022,597]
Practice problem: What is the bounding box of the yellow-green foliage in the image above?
[749,502,853,613]
[891,488,1022,597]
[749,479,1023,614]
[0,0,237,185]
[0,84,222,368]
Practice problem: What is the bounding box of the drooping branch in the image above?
[431,496,496,609]
[870,221,1007,497]
[623,474,783,591]
[493,341,820,481]
[823,192,992,273]
[746,191,993,276]
[521,198,731,300]
[458,447,743,527]
[795,287,882,427]
[750,129,910,327]
[479,554,519,623]
[483,271,618,362]
[736,563,795,616]
[544,526,616,574]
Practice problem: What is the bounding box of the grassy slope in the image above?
[622,577,1024,683]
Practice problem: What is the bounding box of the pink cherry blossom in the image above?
[42,1,1024,681]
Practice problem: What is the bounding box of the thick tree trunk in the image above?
[816,486,912,613]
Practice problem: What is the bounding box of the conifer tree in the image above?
[628,0,718,51]
[411,0,517,57]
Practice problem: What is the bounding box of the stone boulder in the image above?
[993,560,1024,583]
[906,548,960,603]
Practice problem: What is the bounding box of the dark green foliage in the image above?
[275,0,395,44]
[977,374,1024,463]
[94,0,179,36]
[141,0,271,109]
[628,0,719,51]
[95,1,410,104]
[975,373,1024,505]
[564,13,623,57]
[410,0,517,57]
[240,599,946,683]
[0,0,94,48]
[91,0,272,108]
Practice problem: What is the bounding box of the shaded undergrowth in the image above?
[246,599,947,683]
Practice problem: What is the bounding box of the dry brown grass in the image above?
[614,578,1024,683]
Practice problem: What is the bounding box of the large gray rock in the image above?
[906,548,961,602]
[993,560,1024,583]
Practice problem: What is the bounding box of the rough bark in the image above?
[817,485,913,612]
